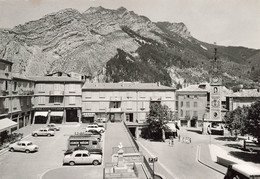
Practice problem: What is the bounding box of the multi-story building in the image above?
[176,84,208,127]
[10,73,34,130]
[227,89,260,111]
[0,59,16,134]
[81,82,176,124]
[0,59,34,135]
[31,72,83,124]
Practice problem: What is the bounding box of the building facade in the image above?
[227,89,260,111]
[31,73,83,124]
[0,59,34,134]
[81,82,176,124]
[176,84,208,127]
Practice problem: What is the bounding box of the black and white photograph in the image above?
[0,0,260,178]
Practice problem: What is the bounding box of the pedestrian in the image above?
[178,134,180,142]
[189,137,191,143]
[171,137,174,147]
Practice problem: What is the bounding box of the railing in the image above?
[123,122,139,151]
[49,91,64,95]
[143,156,154,177]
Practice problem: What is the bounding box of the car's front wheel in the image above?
[33,133,38,137]
[100,130,104,133]
[92,160,99,166]
[47,134,51,137]
[10,148,14,152]
[25,149,30,153]
[69,161,75,166]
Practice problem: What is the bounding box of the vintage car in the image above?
[9,141,39,153]
[63,150,102,166]
[32,127,55,137]
[46,123,60,131]
[86,124,105,133]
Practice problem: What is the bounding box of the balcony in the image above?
[109,108,122,113]
[110,96,122,101]
[49,91,64,96]
[150,97,162,101]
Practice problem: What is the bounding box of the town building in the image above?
[31,72,83,124]
[176,84,208,127]
[0,59,34,135]
[81,82,176,123]
[227,89,260,110]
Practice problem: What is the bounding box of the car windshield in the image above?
[27,142,33,146]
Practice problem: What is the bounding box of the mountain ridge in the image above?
[0,6,259,89]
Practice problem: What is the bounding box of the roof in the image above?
[177,85,208,93]
[82,82,175,91]
[12,72,34,81]
[29,76,82,83]
[228,89,260,97]
[0,58,13,65]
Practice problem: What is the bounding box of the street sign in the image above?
[149,157,158,163]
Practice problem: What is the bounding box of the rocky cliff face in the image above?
[0,6,259,88]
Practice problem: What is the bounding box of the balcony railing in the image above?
[110,96,122,101]
[109,108,122,113]
[150,97,162,101]
[49,91,64,96]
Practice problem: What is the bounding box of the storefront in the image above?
[49,111,64,124]
[82,113,95,123]
[34,111,48,124]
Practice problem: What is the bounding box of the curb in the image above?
[196,145,226,175]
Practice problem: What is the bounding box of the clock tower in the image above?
[209,43,222,124]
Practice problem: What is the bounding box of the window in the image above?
[186,110,190,116]
[82,153,88,157]
[69,96,76,104]
[194,102,198,107]
[99,92,105,98]
[27,97,30,105]
[93,141,98,145]
[186,102,190,108]
[180,101,183,107]
[180,109,183,117]
[39,84,45,92]
[14,82,17,91]
[193,111,198,116]
[39,97,45,105]
[75,154,81,157]
[69,84,75,93]
[54,84,60,91]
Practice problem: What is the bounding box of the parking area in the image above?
[0,124,104,179]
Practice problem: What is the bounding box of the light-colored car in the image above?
[86,124,105,133]
[9,141,39,153]
[63,150,102,166]
[47,123,60,131]
[32,127,55,137]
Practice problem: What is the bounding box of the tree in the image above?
[246,100,260,143]
[224,106,249,138]
[146,102,173,141]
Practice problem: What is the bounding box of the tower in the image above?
[209,43,222,124]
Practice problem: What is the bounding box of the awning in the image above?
[50,111,64,117]
[82,113,95,117]
[34,111,48,117]
[0,118,18,133]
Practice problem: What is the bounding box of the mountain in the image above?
[0,6,259,89]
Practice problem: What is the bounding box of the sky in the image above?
[0,0,260,49]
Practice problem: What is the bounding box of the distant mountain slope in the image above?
[0,6,259,88]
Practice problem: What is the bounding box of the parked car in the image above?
[32,127,55,137]
[9,141,39,153]
[63,150,102,166]
[64,146,102,156]
[86,124,105,133]
[46,123,60,131]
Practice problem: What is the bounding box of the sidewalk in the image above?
[199,144,227,175]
